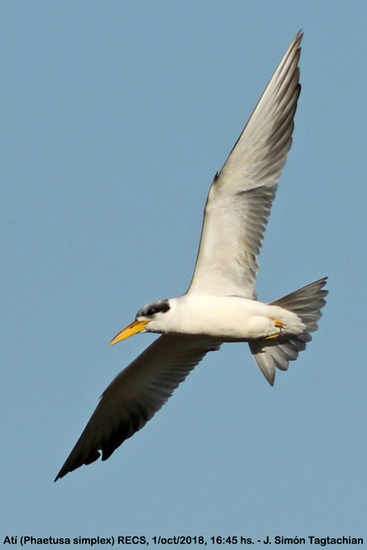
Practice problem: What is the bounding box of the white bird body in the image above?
[55,31,328,480]
[144,294,304,341]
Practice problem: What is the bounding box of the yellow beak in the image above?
[109,320,149,346]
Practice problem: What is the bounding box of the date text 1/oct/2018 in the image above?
[152,536,252,545]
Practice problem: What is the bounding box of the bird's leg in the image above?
[264,320,284,340]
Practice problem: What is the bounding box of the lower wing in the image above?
[55,334,221,480]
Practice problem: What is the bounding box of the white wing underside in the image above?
[55,335,220,479]
[188,32,302,299]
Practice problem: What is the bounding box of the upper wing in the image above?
[55,334,221,480]
[188,32,302,299]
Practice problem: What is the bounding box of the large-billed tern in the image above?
[56,31,327,480]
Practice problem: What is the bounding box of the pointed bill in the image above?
[109,320,149,345]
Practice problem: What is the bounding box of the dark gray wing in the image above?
[55,334,221,480]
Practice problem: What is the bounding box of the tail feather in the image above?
[249,277,328,385]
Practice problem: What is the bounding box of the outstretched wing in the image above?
[55,335,220,480]
[188,32,302,299]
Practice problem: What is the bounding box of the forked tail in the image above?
[249,277,328,385]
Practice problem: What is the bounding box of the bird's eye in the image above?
[146,307,156,317]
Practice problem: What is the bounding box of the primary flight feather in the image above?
[55,31,327,481]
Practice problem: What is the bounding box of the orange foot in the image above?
[264,320,284,340]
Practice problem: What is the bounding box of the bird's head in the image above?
[109,299,171,345]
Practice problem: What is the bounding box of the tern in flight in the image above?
[56,31,327,480]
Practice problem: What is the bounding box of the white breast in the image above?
[164,295,303,341]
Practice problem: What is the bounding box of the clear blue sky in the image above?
[1,0,366,545]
